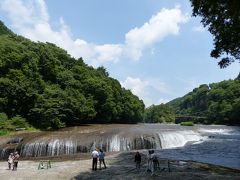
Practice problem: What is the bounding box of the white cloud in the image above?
[95,44,123,63]
[0,0,189,66]
[121,77,149,97]
[124,6,189,60]
[0,0,34,28]
[121,77,170,107]
[192,25,205,32]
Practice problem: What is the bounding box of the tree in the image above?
[144,104,175,123]
[190,0,240,68]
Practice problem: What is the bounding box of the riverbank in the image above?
[0,151,239,180]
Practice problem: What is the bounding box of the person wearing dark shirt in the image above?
[99,149,107,169]
[134,151,141,170]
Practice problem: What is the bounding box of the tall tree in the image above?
[190,0,240,68]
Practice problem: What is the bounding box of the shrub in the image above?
[0,112,11,129]
[180,121,194,126]
[0,129,9,136]
[10,115,29,129]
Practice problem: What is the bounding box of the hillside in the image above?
[0,21,145,130]
[168,76,240,125]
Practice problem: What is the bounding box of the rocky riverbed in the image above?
[0,150,239,180]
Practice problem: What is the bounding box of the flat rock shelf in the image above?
[0,151,239,180]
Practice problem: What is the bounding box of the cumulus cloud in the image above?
[0,0,189,66]
[121,77,149,97]
[124,7,189,60]
[121,77,170,107]
[94,44,123,63]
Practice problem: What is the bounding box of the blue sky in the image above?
[0,0,239,107]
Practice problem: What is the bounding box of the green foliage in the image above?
[0,21,13,36]
[168,78,240,125]
[144,104,175,123]
[0,129,9,136]
[10,115,29,129]
[0,21,145,129]
[0,113,29,134]
[180,121,194,126]
[190,0,240,68]
[0,112,8,129]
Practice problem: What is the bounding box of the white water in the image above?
[16,130,205,157]
[1,124,239,161]
[198,128,240,135]
[21,139,77,157]
[158,130,204,149]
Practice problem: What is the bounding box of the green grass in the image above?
[180,121,194,126]
[0,126,40,136]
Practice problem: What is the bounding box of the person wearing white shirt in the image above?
[91,149,99,170]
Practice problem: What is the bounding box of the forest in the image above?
[0,21,145,131]
[144,75,240,125]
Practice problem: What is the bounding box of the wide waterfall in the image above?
[0,124,218,159]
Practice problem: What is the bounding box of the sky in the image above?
[0,0,239,107]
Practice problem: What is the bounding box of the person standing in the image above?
[134,151,141,170]
[91,148,99,171]
[7,153,14,170]
[12,151,20,171]
[99,149,107,169]
[147,150,153,172]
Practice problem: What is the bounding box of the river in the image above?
[0,124,239,169]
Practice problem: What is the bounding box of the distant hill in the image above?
[167,77,240,125]
[0,21,145,129]
[144,75,240,125]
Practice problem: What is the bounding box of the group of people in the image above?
[7,151,20,171]
[91,149,107,171]
[7,149,158,173]
[134,150,159,175]
[147,150,159,175]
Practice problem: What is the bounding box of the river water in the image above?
[0,124,239,169]
[156,124,240,169]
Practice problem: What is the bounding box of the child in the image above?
[7,153,14,170]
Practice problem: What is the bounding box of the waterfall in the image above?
[12,130,204,158]
[21,139,77,157]
[0,148,7,159]
[109,135,121,151]
[157,130,203,149]
[0,124,211,159]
